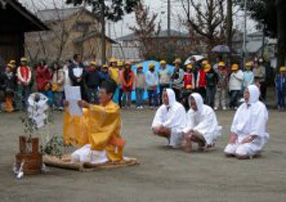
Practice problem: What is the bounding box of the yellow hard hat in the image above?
[102,64,108,68]
[124,61,131,66]
[186,64,193,69]
[280,66,286,72]
[160,60,167,65]
[231,64,239,71]
[20,57,28,62]
[218,62,225,67]
[137,64,143,69]
[201,60,209,66]
[149,62,155,68]
[109,57,116,63]
[173,58,182,64]
[204,64,211,72]
[89,61,97,66]
[6,63,13,69]
[245,62,252,67]
[117,61,123,66]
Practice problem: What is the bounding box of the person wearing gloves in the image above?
[152,88,187,148]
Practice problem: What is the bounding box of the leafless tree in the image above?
[180,0,225,57]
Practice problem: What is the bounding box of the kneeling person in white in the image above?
[152,88,186,148]
[182,93,222,152]
[224,85,269,159]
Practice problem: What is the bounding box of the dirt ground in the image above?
[0,108,286,202]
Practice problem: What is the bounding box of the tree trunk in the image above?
[276,0,286,71]
[101,1,106,65]
[226,0,233,54]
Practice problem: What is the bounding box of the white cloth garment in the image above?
[71,144,109,165]
[152,88,187,147]
[224,85,269,156]
[183,93,222,145]
[229,70,243,91]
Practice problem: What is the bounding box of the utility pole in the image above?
[108,21,111,38]
[167,0,171,61]
[226,0,233,56]
[167,0,171,37]
[101,1,106,65]
[242,0,247,69]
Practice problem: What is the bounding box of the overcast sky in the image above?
[20,0,257,39]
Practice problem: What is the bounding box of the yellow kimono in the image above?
[63,101,125,162]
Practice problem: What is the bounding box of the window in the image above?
[73,22,89,32]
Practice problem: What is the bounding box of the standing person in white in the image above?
[182,93,222,152]
[152,88,187,148]
[229,64,243,110]
[224,85,269,159]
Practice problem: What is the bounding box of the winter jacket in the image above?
[36,66,52,91]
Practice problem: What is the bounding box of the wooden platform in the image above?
[43,154,140,172]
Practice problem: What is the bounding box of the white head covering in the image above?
[165,88,176,107]
[189,93,203,112]
[247,85,260,104]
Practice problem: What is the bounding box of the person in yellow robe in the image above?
[63,79,125,164]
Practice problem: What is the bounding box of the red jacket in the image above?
[36,66,52,91]
[17,66,32,85]
[197,69,207,88]
[121,69,135,91]
[183,72,194,89]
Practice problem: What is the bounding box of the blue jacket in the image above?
[275,74,286,90]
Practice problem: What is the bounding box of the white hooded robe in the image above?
[224,85,269,156]
[183,93,222,145]
[152,89,187,147]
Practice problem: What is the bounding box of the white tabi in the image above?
[152,89,187,147]
[224,85,269,157]
[183,93,222,145]
[71,144,109,165]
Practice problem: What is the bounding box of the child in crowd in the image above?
[171,58,184,101]
[275,66,286,111]
[16,57,32,111]
[182,64,195,110]
[196,61,207,100]
[145,62,159,108]
[36,60,53,106]
[214,62,228,110]
[243,62,254,93]
[205,64,218,108]
[229,64,243,110]
[99,64,110,82]
[158,60,171,105]
[52,62,64,110]
[134,64,146,109]
[84,62,101,104]
[121,62,134,108]
[2,64,16,112]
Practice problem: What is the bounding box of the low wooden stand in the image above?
[15,136,43,175]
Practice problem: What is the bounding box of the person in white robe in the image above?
[182,93,222,152]
[224,84,269,159]
[152,88,187,148]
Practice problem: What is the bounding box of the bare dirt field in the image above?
[0,108,286,202]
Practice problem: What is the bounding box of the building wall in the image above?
[25,10,107,64]
[0,33,24,66]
